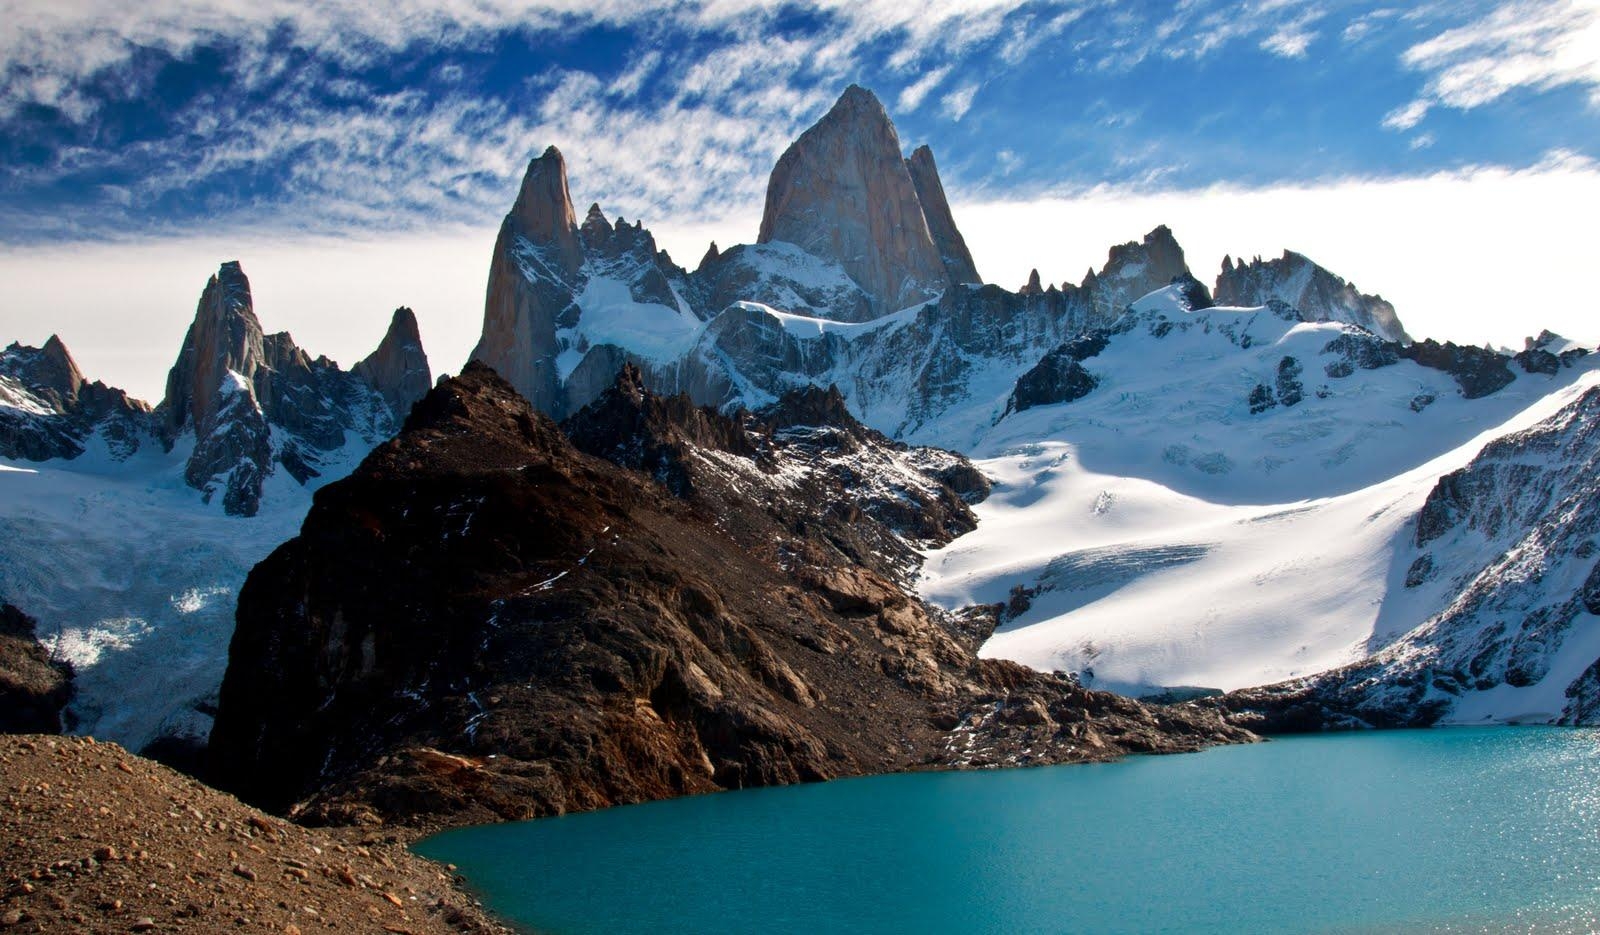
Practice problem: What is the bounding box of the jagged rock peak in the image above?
[160,260,266,441]
[758,84,950,315]
[561,364,760,496]
[3,335,88,412]
[699,241,720,271]
[906,144,982,287]
[1020,269,1044,296]
[398,360,569,459]
[507,145,584,278]
[1214,249,1410,343]
[353,306,432,419]
[1077,225,1192,324]
[37,336,85,404]
[581,201,608,234]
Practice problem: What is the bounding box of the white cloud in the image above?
[1409,132,1436,149]
[1261,28,1313,58]
[951,155,1600,350]
[1382,98,1431,130]
[941,83,980,120]
[1387,0,1600,128]
[897,66,951,111]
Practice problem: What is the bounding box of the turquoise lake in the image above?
[415,728,1600,934]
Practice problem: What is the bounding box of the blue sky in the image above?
[2,0,1599,398]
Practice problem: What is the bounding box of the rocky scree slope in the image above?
[0,734,508,934]
[1224,383,1600,729]
[207,363,1254,830]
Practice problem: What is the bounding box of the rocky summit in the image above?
[759,84,963,316]
[1217,250,1409,343]
[207,362,1253,828]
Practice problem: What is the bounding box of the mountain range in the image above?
[2,85,1597,820]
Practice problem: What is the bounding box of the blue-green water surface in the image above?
[415,729,1600,934]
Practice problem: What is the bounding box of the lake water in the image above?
[415,728,1600,934]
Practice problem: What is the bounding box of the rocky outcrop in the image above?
[0,603,73,733]
[353,307,432,420]
[1002,333,1110,417]
[906,145,981,287]
[155,261,425,515]
[757,85,953,317]
[1216,251,1409,343]
[208,363,1254,827]
[1398,339,1516,400]
[0,337,150,462]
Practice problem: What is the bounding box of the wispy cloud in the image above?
[1387,0,1600,127]
[0,0,1595,248]
[897,66,951,111]
[941,83,980,120]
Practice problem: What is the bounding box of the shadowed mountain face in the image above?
[207,363,1253,827]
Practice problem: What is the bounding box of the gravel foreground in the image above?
[0,735,512,934]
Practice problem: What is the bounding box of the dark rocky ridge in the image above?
[0,602,73,733]
[208,363,1254,829]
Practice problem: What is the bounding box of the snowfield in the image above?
[0,431,371,750]
[919,290,1600,706]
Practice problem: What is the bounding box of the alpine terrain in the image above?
[2,82,1598,828]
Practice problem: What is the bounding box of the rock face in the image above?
[155,261,426,515]
[1224,384,1600,730]
[0,603,73,733]
[470,147,586,413]
[1080,225,1193,324]
[1399,339,1515,399]
[906,145,981,287]
[1003,333,1108,416]
[0,336,150,462]
[757,85,955,317]
[353,307,432,420]
[471,148,696,413]
[1216,251,1410,343]
[208,363,1253,827]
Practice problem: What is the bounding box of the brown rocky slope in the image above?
[0,734,507,934]
[208,363,1254,831]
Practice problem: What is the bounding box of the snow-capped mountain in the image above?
[6,80,1599,759]
[0,262,431,752]
[464,83,1600,730]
